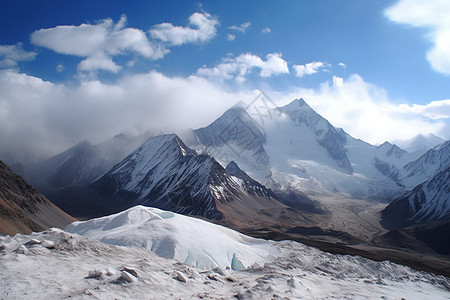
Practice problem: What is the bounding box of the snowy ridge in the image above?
[25,140,113,189]
[194,104,272,181]
[279,99,352,174]
[261,100,403,198]
[92,133,283,220]
[193,99,449,200]
[402,140,450,189]
[66,205,276,270]
[393,133,445,154]
[383,166,450,226]
[95,134,221,219]
[17,132,152,191]
[373,141,421,187]
[1,213,449,299]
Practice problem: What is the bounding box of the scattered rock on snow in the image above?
[42,240,55,249]
[86,270,104,279]
[120,270,138,283]
[121,267,138,278]
[175,271,187,283]
[15,245,29,254]
[106,267,116,276]
[212,267,226,276]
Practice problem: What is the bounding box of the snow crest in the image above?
[66,205,276,270]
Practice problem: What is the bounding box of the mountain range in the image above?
[4,98,449,242]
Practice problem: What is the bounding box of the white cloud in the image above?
[228,22,251,33]
[77,52,121,73]
[0,69,243,163]
[0,43,36,68]
[126,59,137,67]
[398,99,450,119]
[293,61,329,77]
[0,68,448,163]
[56,64,64,72]
[262,27,271,34]
[197,52,289,82]
[31,15,167,74]
[273,74,448,144]
[149,12,218,46]
[338,62,346,68]
[385,0,450,75]
[227,34,236,41]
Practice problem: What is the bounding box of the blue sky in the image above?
[0,0,449,161]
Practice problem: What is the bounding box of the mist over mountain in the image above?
[393,134,446,154]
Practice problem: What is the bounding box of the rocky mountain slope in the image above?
[382,166,450,228]
[0,161,75,235]
[50,134,314,229]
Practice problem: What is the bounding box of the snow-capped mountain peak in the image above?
[401,140,450,188]
[393,133,445,154]
[277,99,353,174]
[377,141,407,159]
[90,132,285,222]
[382,166,450,227]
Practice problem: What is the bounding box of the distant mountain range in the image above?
[40,133,318,232]
[5,98,449,231]
[393,133,445,154]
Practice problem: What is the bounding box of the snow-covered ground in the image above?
[1,206,449,299]
[65,206,277,270]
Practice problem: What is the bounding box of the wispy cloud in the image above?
[262,27,271,34]
[0,43,37,68]
[197,52,289,82]
[56,64,64,72]
[149,12,219,46]
[228,21,251,33]
[385,0,450,75]
[293,61,330,77]
[226,34,236,41]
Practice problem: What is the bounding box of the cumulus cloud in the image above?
[338,62,346,68]
[31,15,168,74]
[197,52,289,82]
[77,52,121,73]
[149,12,218,46]
[385,0,450,75]
[0,43,37,68]
[272,74,449,144]
[228,22,251,33]
[293,61,329,77]
[398,99,450,119]
[262,27,271,34]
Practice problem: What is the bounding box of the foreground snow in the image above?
[65,206,277,270]
[1,207,449,299]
